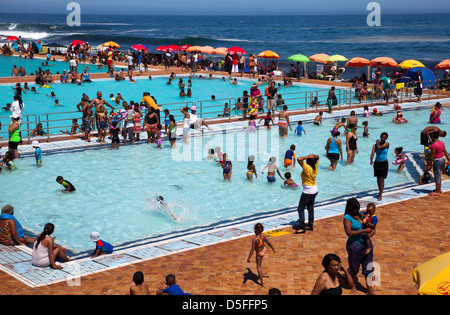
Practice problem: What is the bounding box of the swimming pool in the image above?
[0,54,107,78]
[0,107,444,254]
[0,75,342,135]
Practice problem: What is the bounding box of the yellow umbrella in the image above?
[413,252,450,295]
[309,53,331,63]
[399,59,425,69]
[102,41,120,48]
[257,50,279,59]
[326,54,348,63]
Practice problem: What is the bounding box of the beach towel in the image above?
[0,214,24,240]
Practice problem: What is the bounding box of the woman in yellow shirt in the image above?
[295,154,319,234]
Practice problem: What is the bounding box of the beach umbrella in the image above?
[70,39,85,46]
[227,46,247,55]
[345,57,371,68]
[155,45,168,52]
[167,44,180,52]
[198,46,215,54]
[37,39,47,45]
[186,45,201,52]
[309,53,330,63]
[180,44,191,51]
[131,44,148,52]
[435,59,450,70]
[399,59,425,69]
[257,50,280,59]
[413,252,450,295]
[326,54,348,63]
[288,54,310,63]
[102,41,120,48]
[371,57,398,68]
[6,36,18,41]
[213,47,228,55]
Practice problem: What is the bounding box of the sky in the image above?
[2,0,450,15]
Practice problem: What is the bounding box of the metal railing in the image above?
[1,81,447,144]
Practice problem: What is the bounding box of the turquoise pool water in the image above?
[0,107,445,254]
[0,54,107,77]
[0,76,328,134]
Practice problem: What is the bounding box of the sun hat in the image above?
[190,105,197,111]
[89,231,100,242]
[1,205,14,215]
[32,140,40,148]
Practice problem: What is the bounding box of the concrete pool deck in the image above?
[0,97,449,294]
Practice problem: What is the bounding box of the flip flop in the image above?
[428,192,441,196]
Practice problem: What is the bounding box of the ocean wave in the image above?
[0,30,51,40]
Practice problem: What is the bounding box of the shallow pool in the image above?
[0,107,445,253]
[0,75,329,134]
[0,54,107,77]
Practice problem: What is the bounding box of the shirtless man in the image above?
[347,110,358,128]
[313,111,323,126]
[420,126,447,155]
[333,117,347,132]
[89,91,114,130]
[11,65,20,77]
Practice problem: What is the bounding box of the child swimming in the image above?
[156,196,177,220]
[56,176,76,193]
[283,172,298,189]
[362,121,370,137]
[247,223,275,286]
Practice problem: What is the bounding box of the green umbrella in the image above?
[326,54,348,62]
[288,54,310,63]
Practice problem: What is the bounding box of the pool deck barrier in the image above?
[0,97,449,293]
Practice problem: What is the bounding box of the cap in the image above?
[32,140,40,147]
[190,105,197,111]
[1,205,14,215]
[89,231,100,242]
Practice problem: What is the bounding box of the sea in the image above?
[0,13,449,74]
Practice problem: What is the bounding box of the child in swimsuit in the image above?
[262,157,285,183]
[248,117,256,132]
[392,147,407,172]
[360,203,378,255]
[246,155,257,182]
[56,176,76,193]
[283,172,298,189]
[362,121,369,138]
[110,121,120,150]
[221,153,232,181]
[156,125,163,149]
[284,145,296,168]
[247,223,275,286]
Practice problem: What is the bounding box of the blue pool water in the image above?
[0,76,330,134]
[0,107,446,254]
[0,54,107,77]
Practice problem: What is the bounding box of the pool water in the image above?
[0,75,336,134]
[0,107,445,254]
[0,54,107,77]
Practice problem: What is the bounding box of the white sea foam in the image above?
[0,30,86,40]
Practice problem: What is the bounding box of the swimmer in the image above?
[156,196,177,220]
[246,155,257,182]
[283,172,298,189]
[284,145,296,168]
[313,112,323,126]
[56,176,76,193]
[221,153,232,181]
[262,157,285,183]
[392,147,407,172]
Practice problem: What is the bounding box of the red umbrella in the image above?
[6,36,18,41]
[167,45,180,52]
[70,40,85,46]
[131,44,148,52]
[227,46,247,55]
[155,45,168,52]
[180,44,191,51]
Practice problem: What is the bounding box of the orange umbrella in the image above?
[371,57,398,68]
[213,47,228,55]
[309,53,331,63]
[257,50,279,59]
[198,46,215,54]
[435,59,450,70]
[186,45,201,52]
[345,57,371,68]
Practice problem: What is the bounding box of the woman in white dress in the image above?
[32,223,69,269]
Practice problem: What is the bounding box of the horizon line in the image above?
[1,12,450,16]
